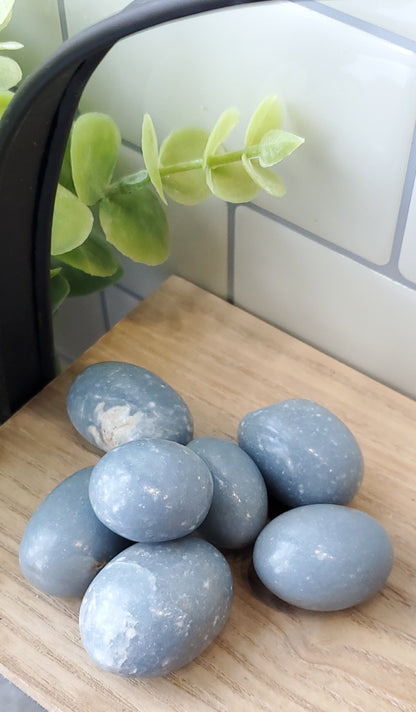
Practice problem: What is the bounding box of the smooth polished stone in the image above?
[79,537,234,677]
[238,398,364,507]
[253,504,393,611]
[188,436,268,549]
[67,361,193,451]
[89,438,213,542]
[19,467,130,597]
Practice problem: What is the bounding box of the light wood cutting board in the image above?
[1,276,415,712]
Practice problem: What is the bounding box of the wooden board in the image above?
[1,276,415,712]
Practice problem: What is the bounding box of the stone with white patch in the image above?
[187,436,268,549]
[79,537,233,677]
[89,439,213,542]
[253,504,393,611]
[238,399,363,507]
[19,468,130,597]
[66,361,193,451]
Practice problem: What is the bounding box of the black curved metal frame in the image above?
[0,0,265,421]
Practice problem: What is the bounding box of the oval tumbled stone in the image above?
[253,504,393,611]
[67,361,193,451]
[89,438,213,542]
[79,537,233,677]
[19,467,130,597]
[187,436,268,549]
[238,399,364,507]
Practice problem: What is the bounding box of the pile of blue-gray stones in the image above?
[19,361,393,678]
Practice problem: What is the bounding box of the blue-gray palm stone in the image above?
[187,436,268,549]
[67,361,193,451]
[19,467,130,597]
[79,537,234,677]
[253,504,393,611]
[238,398,364,507]
[89,438,213,542]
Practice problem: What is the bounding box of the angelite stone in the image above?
[67,361,193,451]
[89,438,213,542]
[79,537,234,677]
[253,504,394,611]
[238,399,364,507]
[19,467,130,597]
[187,436,268,549]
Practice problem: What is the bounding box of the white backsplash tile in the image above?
[234,206,416,398]
[63,0,416,268]
[317,0,416,42]
[247,4,416,266]
[399,177,416,283]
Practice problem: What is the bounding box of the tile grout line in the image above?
[388,122,416,272]
[240,202,416,293]
[292,0,416,52]
[100,291,112,333]
[114,282,144,302]
[56,0,69,42]
[122,137,143,155]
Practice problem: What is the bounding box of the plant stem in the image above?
[159,159,203,176]
[106,170,150,195]
[159,145,262,177]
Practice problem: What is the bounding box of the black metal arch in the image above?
[0,0,265,420]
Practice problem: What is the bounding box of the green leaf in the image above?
[99,183,169,265]
[245,95,283,146]
[141,113,165,203]
[56,263,124,297]
[0,88,12,119]
[203,107,239,166]
[159,127,211,205]
[257,129,304,167]
[59,132,75,192]
[0,41,23,50]
[206,162,259,203]
[242,154,286,197]
[0,55,21,91]
[50,271,70,313]
[71,113,121,205]
[57,232,119,277]
[51,184,94,256]
[0,1,15,30]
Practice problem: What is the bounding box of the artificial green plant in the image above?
[0,1,305,314]
[50,97,304,311]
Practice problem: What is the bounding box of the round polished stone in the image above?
[89,438,213,542]
[238,398,364,507]
[19,467,130,597]
[67,361,193,451]
[188,436,268,549]
[253,504,393,611]
[79,537,233,677]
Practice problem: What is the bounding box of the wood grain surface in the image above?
[1,276,415,712]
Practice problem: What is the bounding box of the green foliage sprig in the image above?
[50,95,304,312]
[0,0,23,113]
